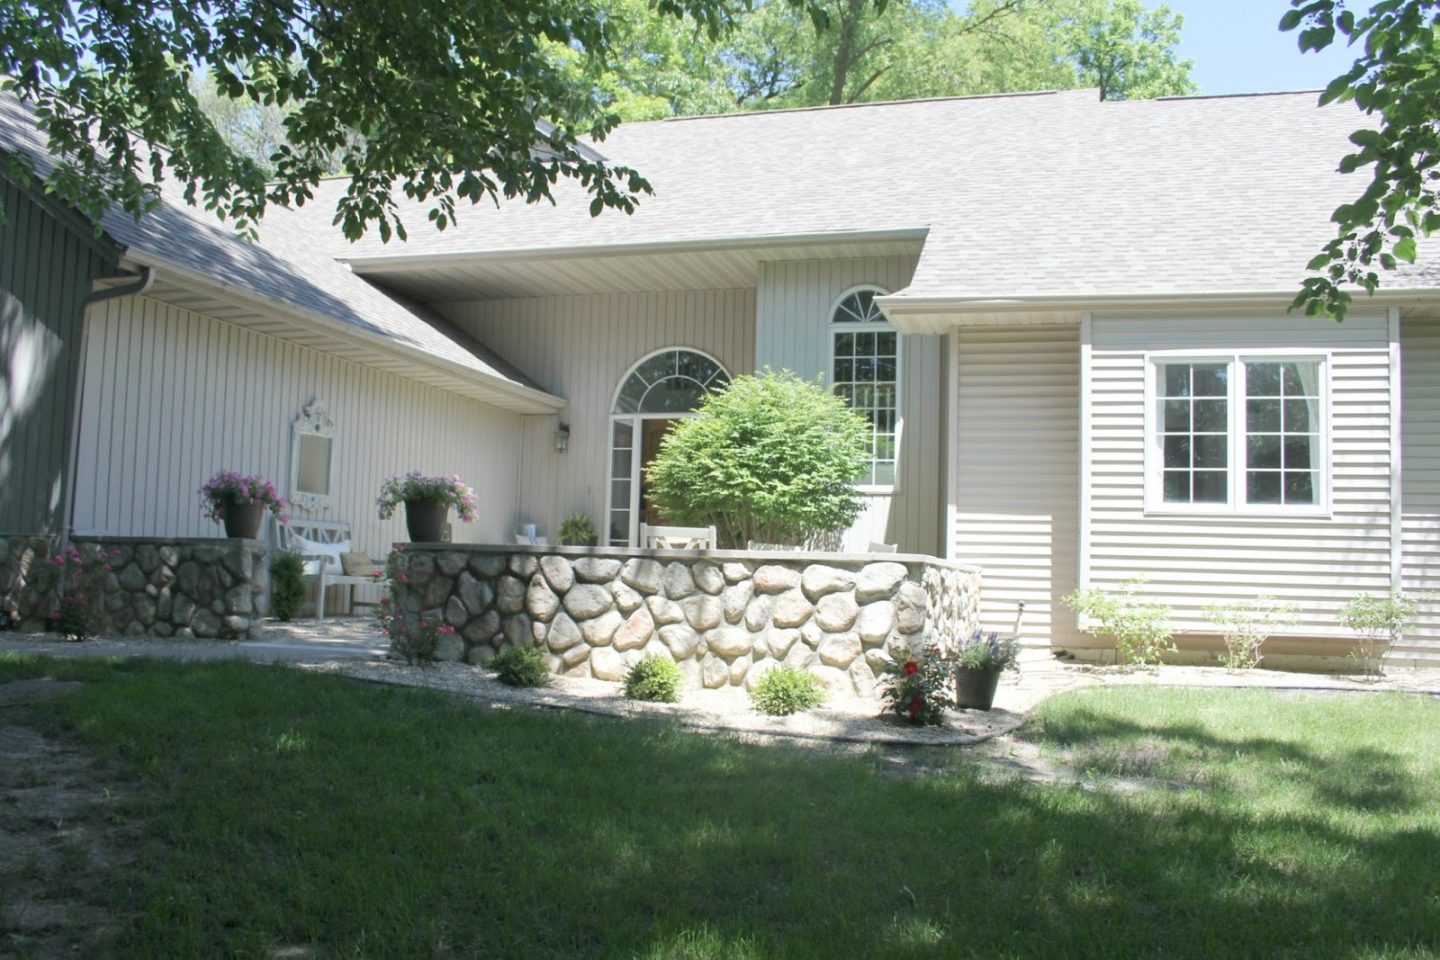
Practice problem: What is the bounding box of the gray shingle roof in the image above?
[0,93,552,401]
[328,87,1440,300]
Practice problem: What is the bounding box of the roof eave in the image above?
[118,249,567,414]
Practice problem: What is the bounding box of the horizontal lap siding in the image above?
[756,257,941,555]
[440,291,755,539]
[953,326,1080,647]
[72,296,522,551]
[1402,314,1440,662]
[1088,312,1393,652]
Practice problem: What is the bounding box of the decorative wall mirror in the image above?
[290,399,335,512]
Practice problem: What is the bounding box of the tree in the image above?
[1048,0,1195,101]
[0,0,766,242]
[645,370,870,548]
[1282,0,1440,319]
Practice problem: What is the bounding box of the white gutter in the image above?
[117,250,567,415]
[341,226,932,272]
[877,287,1440,314]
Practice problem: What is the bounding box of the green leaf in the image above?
[1394,236,1418,262]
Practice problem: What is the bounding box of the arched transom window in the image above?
[609,349,731,546]
[831,287,899,487]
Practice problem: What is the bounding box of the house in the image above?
[2,87,1438,665]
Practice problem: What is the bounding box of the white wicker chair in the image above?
[640,523,717,549]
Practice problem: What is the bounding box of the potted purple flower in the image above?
[376,471,478,542]
[950,629,1021,711]
[200,471,289,539]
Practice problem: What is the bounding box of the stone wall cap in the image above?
[395,541,980,574]
[71,535,268,547]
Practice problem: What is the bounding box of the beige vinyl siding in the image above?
[756,256,942,555]
[1401,311,1440,662]
[72,295,523,551]
[439,290,755,540]
[1086,310,1393,654]
[952,324,1081,647]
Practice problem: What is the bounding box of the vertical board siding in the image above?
[1402,313,1440,661]
[1087,311,1399,655]
[0,178,115,534]
[72,296,524,551]
[755,256,942,555]
[953,325,1081,647]
[440,290,756,538]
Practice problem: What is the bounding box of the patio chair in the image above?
[640,523,717,550]
[277,519,379,619]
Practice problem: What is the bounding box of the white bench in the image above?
[640,523,717,549]
[278,519,379,620]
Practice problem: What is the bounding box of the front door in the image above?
[640,418,677,528]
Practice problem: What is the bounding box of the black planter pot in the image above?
[954,665,1003,711]
[405,499,449,542]
[222,501,265,539]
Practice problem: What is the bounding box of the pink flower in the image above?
[437,625,456,635]
[908,697,922,718]
[395,572,410,583]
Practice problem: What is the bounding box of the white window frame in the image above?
[828,284,903,495]
[605,347,731,547]
[1142,350,1332,518]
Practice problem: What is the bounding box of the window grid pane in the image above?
[1158,362,1229,504]
[1244,361,1320,506]
[832,289,896,486]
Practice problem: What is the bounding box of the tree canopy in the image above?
[1283,0,1440,319]
[0,0,761,241]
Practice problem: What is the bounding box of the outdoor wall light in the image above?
[553,421,570,453]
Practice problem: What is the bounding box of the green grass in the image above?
[3,654,1439,958]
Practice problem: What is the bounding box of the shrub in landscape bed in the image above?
[44,545,118,641]
[491,646,549,687]
[624,654,682,703]
[390,619,453,666]
[269,550,307,622]
[1205,596,1298,670]
[880,642,952,725]
[750,666,827,716]
[1340,592,1419,678]
[645,369,869,548]
[1064,578,1175,668]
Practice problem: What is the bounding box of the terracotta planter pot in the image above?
[954,665,1003,711]
[221,501,265,539]
[404,499,449,542]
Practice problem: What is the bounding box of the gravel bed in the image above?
[299,659,1025,746]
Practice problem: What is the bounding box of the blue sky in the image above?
[1159,0,1362,95]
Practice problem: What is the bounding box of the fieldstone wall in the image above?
[392,545,981,698]
[1,535,269,640]
[0,534,59,630]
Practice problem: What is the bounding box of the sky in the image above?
[1158,0,1364,95]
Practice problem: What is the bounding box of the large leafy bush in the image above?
[645,370,869,548]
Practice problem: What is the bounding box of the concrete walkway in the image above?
[0,618,388,663]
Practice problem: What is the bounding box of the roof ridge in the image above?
[1153,88,1326,102]
[655,88,1085,124]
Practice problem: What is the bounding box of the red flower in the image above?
[908,697,922,718]
[903,661,918,676]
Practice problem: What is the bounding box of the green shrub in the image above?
[269,550,307,622]
[644,369,870,548]
[557,513,597,546]
[1204,596,1298,670]
[1340,592,1419,678]
[750,666,826,716]
[880,642,952,724]
[1064,578,1175,668]
[491,646,550,687]
[624,654,683,703]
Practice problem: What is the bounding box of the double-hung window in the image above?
[1148,355,1327,513]
[831,287,899,489]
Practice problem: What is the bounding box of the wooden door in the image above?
[640,418,676,527]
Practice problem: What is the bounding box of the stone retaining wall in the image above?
[0,534,58,630]
[1,535,269,640]
[391,544,981,698]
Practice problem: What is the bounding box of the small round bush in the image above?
[492,646,549,687]
[269,549,307,622]
[624,654,682,703]
[750,666,827,716]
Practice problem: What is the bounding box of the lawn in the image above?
[2,654,1438,958]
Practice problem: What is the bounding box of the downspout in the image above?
[60,267,155,546]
